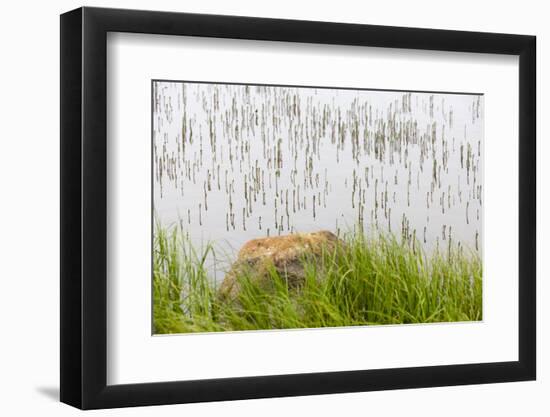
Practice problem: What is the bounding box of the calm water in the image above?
[153,81,483,280]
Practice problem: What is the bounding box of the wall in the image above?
[0,0,545,415]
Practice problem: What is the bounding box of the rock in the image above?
[218,230,342,300]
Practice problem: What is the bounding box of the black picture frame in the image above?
[60,6,536,410]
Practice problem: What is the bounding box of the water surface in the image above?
[153,81,483,280]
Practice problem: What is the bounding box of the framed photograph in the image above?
[60,6,536,409]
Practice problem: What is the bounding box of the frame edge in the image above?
[60,7,84,409]
[518,34,536,380]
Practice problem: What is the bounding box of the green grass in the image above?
[153,224,482,334]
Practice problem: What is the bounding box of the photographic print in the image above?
[152,81,483,334]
